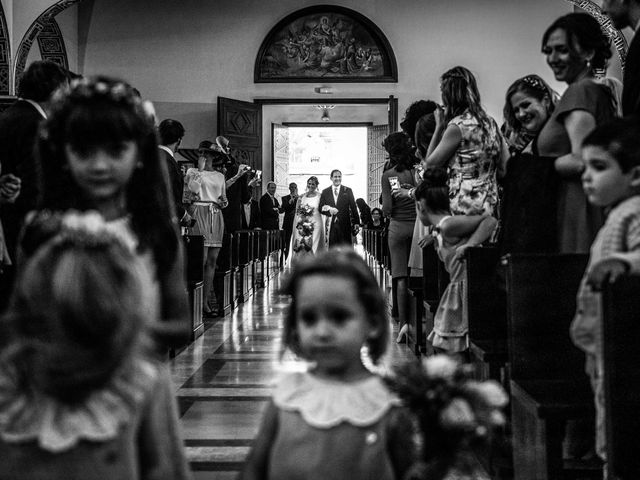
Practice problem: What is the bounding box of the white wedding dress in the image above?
[289,193,325,264]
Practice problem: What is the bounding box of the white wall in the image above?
[79,0,573,118]
[75,0,578,173]
[1,0,13,42]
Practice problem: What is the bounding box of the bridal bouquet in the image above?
[297,203,314,217]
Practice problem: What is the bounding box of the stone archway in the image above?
[0,2,11,95]
[565,0,629,69]
[13,0,85,94]
[37,17,69,69]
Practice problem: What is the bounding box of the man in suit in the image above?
[0,60,68,310]
[259,181,281,230]
[319,169,360,247]
[158,119,191,226]
[280,182,298,258]
[241,198,261,230]
[602,0,640,116]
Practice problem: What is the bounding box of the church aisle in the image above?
[170,270,414,479]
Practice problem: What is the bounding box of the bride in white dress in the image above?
[289,176,326,263]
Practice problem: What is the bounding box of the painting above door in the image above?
[255,5,397,83]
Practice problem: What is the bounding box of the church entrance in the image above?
[275,125,368,200]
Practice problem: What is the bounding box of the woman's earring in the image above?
[586,59,592,71]
[136,161,143,169]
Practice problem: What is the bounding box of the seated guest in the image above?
[259,181,280,230]
[370,207,386,230]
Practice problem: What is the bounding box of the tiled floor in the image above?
[170,266,415,479]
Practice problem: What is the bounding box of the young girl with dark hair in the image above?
[241,249,415,480]
[414,169,497,354]
[31,76,190,350]
[0,211,191,479]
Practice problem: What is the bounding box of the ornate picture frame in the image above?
[255,5,397,83]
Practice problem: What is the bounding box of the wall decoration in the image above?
[37,18,69,69]
[255,5,397,83]
[0,1,10,95]
[14,0,83,94]
[564,0,628,70]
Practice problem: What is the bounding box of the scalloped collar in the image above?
[0,357,159,452]
[273,372,400,428]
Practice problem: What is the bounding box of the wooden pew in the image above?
[464,246,507,383]
[255,230,268,288]
[236,230,254,302]
[213,233,234,316]
[602,275,640,480]
[182,234,205,340]
[505,253,602,480]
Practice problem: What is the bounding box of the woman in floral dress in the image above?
[289,176,325,263]
[425,66,508,218]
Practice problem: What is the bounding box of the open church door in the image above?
[272,123,290,199]
[367,124,389,205]
[217,97,262,199]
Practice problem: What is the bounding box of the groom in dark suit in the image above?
[319,169,360,247]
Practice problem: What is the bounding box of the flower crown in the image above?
[52,77,141,109]
[37,210,137,253]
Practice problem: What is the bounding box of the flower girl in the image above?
[241,249,415,480]
[0,211,191,479]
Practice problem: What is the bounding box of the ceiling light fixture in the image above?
[314,86,333,94]
[315,104,335,122]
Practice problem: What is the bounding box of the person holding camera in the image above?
[215,136,259,234]
[185,140,228,317]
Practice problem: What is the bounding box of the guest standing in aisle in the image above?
[259,181,281,230]
[538,13,616,253]
[0,60,68,310]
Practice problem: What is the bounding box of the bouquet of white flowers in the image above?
[297,203,314,217]
[389,355,508,479]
